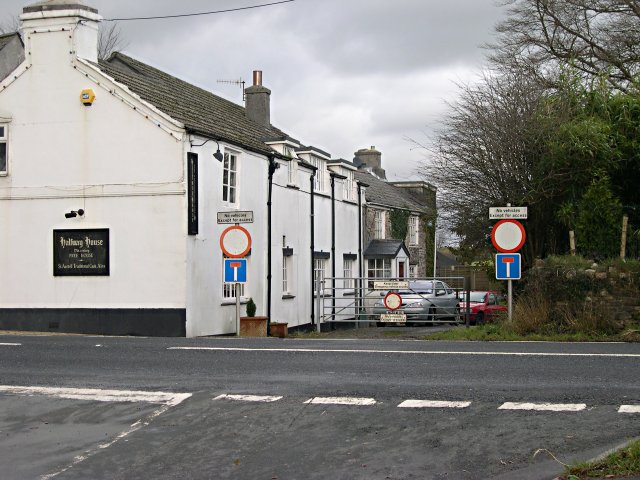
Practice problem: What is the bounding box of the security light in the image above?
[65,209,85,219]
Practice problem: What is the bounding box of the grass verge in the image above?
[562,438,640,479]
[426,323,640,342]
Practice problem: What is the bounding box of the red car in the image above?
[458,291,507,325]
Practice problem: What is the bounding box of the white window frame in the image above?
[374,210,386,239]
[343,171,355,201]
[310,156,326,193]
[0,125,7,176]
[222,150,239,205]
[222,281,245,300]
[367,258,391,279]
[343,258,354,290]
[409,216,419,246]
[282,255,293,294]
[314,258,328,294]
[287,159,298,186]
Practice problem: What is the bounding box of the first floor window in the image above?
[367,258,391,287]
[343,259,354,289]
[0,125,7,175]
[314,258,327,294]
[287,159,298,186]
[222,151,238,204]
[374,210,386,239]
[408,216,419,245]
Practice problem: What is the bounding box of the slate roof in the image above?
[355,171,429,212]
[364,239,410,258]
[98,52,287,156]
[0,33,20,51]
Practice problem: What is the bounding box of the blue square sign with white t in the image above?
[496,253,521,280]
[224,258,247,283]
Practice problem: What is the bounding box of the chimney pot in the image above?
[253,70,263,86]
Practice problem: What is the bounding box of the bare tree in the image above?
[491,0,640,91]
[97,22,128,60]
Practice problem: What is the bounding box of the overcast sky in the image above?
[2,0,506,180]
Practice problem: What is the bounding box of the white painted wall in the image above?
[0,16,187,311]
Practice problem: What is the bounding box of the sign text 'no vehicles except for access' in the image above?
[217,211,254,224]
[489,206,528,220]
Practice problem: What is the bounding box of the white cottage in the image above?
[0,0,362,337]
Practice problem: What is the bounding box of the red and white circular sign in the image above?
[220,225,252,258]
[384,292,402,311]
[491,219,526,253]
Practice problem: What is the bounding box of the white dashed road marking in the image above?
[398,400,471,409]
[498,402,587,412]
[0,343,21,346]
[619,405,640,413]
[304,397,377,406]
[214,394,283,403]
[0,385,191,406]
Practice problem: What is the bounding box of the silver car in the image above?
[373,280,461,325]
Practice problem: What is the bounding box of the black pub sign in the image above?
[53,229,110,276]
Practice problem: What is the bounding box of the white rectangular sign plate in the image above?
[374,281,409,290]
[217,211,254,224]
[489,207,528,220]
[381,313,407,323]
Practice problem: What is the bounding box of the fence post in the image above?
[316,279,322,333]
[465,276,471,328]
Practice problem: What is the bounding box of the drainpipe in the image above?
[310,171,316,327]
[267,156,278,336]
[331,175,336,324]
[357,181,367,314]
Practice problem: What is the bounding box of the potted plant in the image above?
[240,298,267,336]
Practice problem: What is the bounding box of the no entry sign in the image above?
[491,220,526,253]
[220,225,252,258]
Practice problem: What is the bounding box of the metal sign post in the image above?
[491,206,527,324]
[236,285,241,337]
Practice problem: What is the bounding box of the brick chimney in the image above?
[354,146,386,180]
[245,70,271,127]
[21,0,101,63]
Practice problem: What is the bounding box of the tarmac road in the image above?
[0,332,638,479]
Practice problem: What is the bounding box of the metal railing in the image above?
[314,276,472,331]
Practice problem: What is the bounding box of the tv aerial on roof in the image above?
[217,78,246,102]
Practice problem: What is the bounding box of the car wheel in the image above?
[428,305,437,323]
[376,322,386,327]
[451,306,462,325]
[475,311,484,326]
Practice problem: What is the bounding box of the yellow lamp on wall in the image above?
[80,89,95,106]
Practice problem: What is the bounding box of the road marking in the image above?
[0,385,191,406]
[0,343,21,346]
[168,346,640,358]
[498,402,586,412]
[619,405,640,413]
[214,394,283,403]
[398,400,471,409]
[304,397,377,406]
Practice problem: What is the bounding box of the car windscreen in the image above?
[460,292,487,302]
[399,282,434,294]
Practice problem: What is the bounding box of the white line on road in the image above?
[498,402,587,412]
[304,397,377,406]
[619,405,640,413]
[214,394,283,403]
[0,385,191,406]
[168,346,640,358]
[398,400,471,409]
[0,343,21,346]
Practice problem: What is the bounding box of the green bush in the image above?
[246,298,256,317]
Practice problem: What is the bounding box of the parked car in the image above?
[372,280,461,326]
[458,291,506,325]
